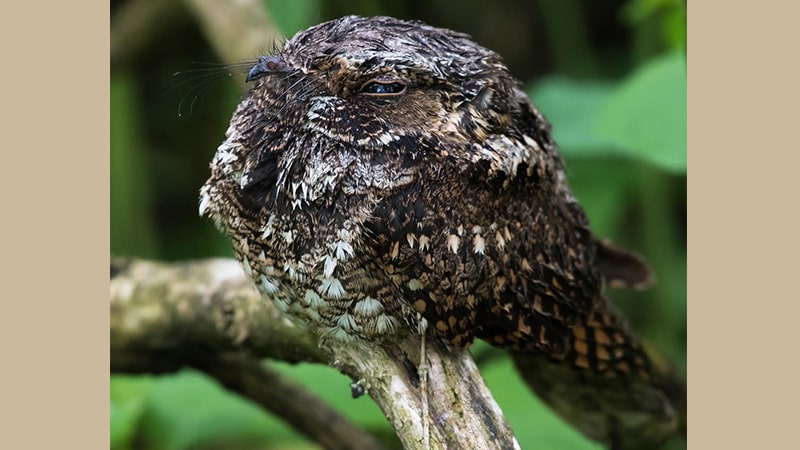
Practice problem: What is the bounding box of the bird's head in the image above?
[202,16,559,228]
[246,16,520,148]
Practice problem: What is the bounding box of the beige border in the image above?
[4,2,108,449]
[688,2,793,449]
[8,1,785,448]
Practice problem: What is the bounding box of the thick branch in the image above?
[183,0,282,63]
[182,0,283,89]
[328,337,521,450]
[110,257,520,449]
[111,257,324,367]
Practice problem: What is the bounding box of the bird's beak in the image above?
[246,55,290,83]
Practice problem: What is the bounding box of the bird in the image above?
[199,15,685,449]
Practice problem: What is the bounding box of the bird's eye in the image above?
[360,80,406,96]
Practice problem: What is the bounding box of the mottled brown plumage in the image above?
[200,16,683,449]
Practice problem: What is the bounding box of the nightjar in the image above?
[200,15,684,449]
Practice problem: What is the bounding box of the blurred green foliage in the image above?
[110,0,686,449]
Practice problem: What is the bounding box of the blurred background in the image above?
[110,0,686,449]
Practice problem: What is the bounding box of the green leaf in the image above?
[110,376,157,450]
[664,5,687,50]
[563,156,640,238]
[527,78,619,157]
[527,51,686,174]
[595,51,686,173]
[621,0,686,50]
[135,370,302,450]
[621,0,674,24]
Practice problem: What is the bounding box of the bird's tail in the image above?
[510,297,686,450]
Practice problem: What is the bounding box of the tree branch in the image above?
[111,0,282,89]
[111,257,324,367]
[195,352,387,450]
[110,257,520,449]
[182,0,283,89]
